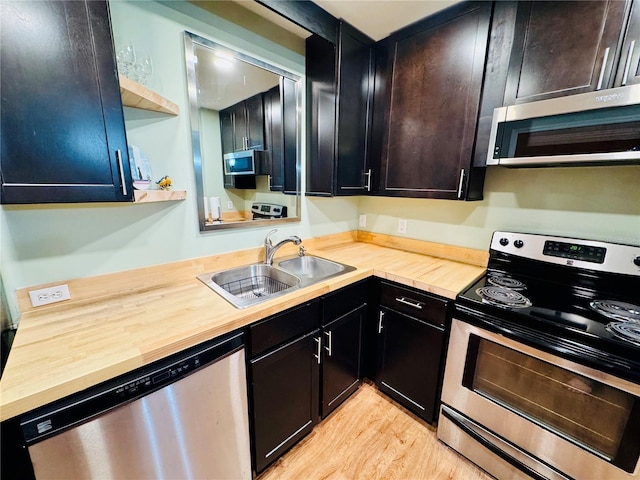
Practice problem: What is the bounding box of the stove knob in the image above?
[499,237,509,246]
[514,239,524,249]
[634,256,640,267]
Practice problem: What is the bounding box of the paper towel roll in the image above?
[210,197,222,220]
[204,197,210,220]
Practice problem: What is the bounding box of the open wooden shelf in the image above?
[133,190,187,203]
[119,76,179,115]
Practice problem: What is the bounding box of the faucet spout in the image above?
[264,229,302,265]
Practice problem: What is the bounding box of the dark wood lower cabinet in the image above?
[250,329,320,474]
[321,304,365,418]
[375,307,445,424]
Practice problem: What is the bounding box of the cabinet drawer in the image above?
[322,280,368,324]
[379,282,447,326]
[249,300,321,357]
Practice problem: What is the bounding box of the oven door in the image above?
[439,319,640,480]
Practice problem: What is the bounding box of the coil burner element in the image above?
[487,274,527,290]
[476,286,532,309]
[590,300,640,323]
[607,322,640,346]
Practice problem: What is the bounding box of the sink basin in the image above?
[197,264,301,309]
[277,255,353,280]
[198,256,356,309]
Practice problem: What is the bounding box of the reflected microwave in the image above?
[223,150,256,175]
[487,84,640,167]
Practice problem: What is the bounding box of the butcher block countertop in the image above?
[0,231,487,422]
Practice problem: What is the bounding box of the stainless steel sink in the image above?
[198,255,356,309]
[197,264,301,309]
[277,255,355,280]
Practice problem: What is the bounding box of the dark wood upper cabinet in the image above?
[220,94,265,153]
[503,0,636,105]
[306,21,374,196]
[371,2,492,201]
[0,0,133,204]
[614,0,640,87]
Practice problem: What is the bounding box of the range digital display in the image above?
[543,241,606,264]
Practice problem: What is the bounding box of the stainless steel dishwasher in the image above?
[20,331,251,479]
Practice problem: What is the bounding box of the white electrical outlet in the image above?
[29,284,71,307]
[398,219,408,234]
[359,214,367,228]
[227,201,234,210]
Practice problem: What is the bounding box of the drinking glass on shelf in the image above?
[135,56,154,86]
[116,42,136,78]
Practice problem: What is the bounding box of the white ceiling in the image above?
[314,0,460,40]
[234,0,459,41]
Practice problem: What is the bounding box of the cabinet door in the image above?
[245,94,265,150]
[374,2,491,200]
[504,0,629,105]
[321,304,365,418]
[250,329,320,474]
[264,85,284,191]
[614,0,640,87]
[219,109,235,155]
[376,308,444,424]
[0,0,133,204]
[306,34,337,196]
[335,22,374,196]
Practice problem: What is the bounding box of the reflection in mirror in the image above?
[184,31,301,231]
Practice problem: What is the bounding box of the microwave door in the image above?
[487,88,640,167]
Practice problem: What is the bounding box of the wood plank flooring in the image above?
[258,382,492,480]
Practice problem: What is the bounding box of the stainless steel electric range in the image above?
[438,231,640,480]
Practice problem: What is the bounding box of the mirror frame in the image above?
[183,31,302,231]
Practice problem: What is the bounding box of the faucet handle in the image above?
[265,228,278,245]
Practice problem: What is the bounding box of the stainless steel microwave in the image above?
[223,150,256,175]
[487,84,640,167]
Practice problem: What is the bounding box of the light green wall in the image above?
[359,165,640,250]
[0,0,358,321]
[1,1,638,324]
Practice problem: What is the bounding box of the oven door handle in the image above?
[441,405,570,480]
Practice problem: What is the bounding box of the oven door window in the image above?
[462,336,640,472]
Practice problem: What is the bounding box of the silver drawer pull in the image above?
[378,311,385,334]
[116,149,127,196]
[395,297,423,310]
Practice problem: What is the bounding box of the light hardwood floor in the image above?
[258,382,493,480]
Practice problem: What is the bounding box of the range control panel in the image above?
[490,231,640,276]
[543,240,606,264]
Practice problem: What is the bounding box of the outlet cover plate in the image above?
[359,214,367,227]
[29,284,71,307]
[398,219,408,234]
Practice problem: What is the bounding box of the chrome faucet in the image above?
[264,229,302,265]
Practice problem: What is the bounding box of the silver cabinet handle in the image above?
[378,311,385,334]
[395,297,423,310]
[622,40,636,86]
[314,336,322,364]
[364,168,372,192]
[324,331,332,356]
[457,169,465,199]
[116,149,127,196]
[596,47,610,90]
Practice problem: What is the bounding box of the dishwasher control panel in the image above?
[21,333,243,444]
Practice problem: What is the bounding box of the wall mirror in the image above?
[184,31,302,231]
